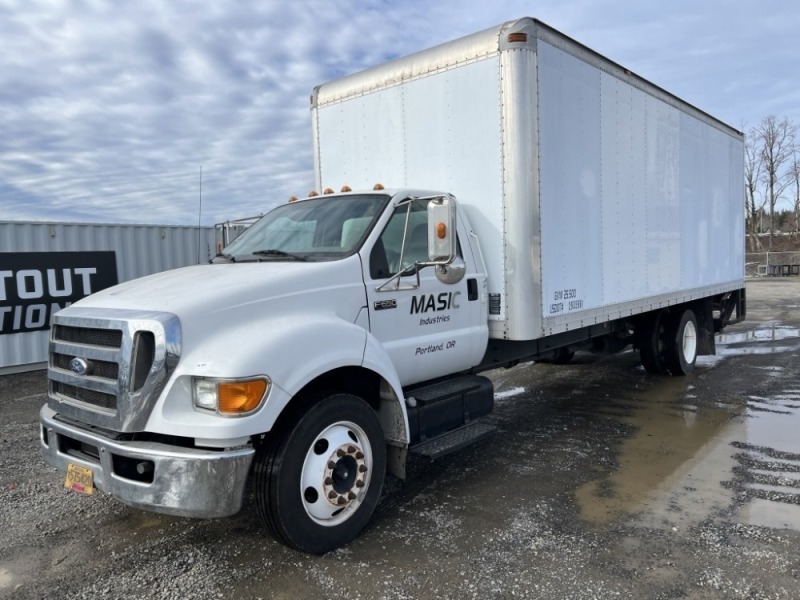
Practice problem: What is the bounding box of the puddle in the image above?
[694,325,800,367]
[745,395,800,450]
[738,499,800,530]
[576,368,800,533]
[575,378,738,527]
[717,325,800,345]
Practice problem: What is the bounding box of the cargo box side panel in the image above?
[537,41,604,321]
[645,100,681,294]
[316,56,507,318]
[678,113,745,288]
[537,40,744,336]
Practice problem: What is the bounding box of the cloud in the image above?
[1,0,798,225]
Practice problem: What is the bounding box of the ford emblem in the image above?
[69,357,92,376]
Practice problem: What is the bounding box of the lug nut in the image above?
[358,465,368,473]
[327,461,336,469]
[347,445,356,454]
[337,448,346,457]
[348,491,357,500]
[355,451,364,459]
[356,480,365,488]
[337,496,347,505]
[328,491,337,499]
[324,477,333,485]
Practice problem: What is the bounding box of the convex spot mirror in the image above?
[436,256,466,284]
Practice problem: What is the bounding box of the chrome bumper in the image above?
[40,405,254,518]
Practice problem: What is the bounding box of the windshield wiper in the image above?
[252,249,309,262]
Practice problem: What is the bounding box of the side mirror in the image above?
[427,196,456,263]
[435,256,466,284]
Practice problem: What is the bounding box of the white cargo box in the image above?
[312,17,744,341]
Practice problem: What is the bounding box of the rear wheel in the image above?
[638,310,669,375]
[665,309,698,375]
[552,347,575,364]
[254,393,386,554]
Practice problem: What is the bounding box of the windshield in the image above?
[220,194,390,262]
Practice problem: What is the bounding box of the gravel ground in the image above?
[1,278,800,599]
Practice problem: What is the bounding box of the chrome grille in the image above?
[52,352,120,379]
[52,381,117,412]
[47,308,181,432]
[53,325,122,348]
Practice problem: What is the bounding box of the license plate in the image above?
[64,463,94,495]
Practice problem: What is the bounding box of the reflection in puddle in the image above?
[698,325,800,367]
[739,499,800,530]
[576,364,800,533]
[733,382,800,531]
[575,378,738,527]
[717,325,800,345]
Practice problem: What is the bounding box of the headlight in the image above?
[192,377,270,416]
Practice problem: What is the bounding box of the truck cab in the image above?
[41,189,495,554]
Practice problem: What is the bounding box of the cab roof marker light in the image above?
[323,188,334,195]
[373,183,384,190]
[341,185,352,192]
[308,190,319,196]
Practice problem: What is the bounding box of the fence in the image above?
[745,252,800,278]
[214,214,262,252]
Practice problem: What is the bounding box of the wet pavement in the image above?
[1,278,800,599]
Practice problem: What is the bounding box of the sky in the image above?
[1,0,798,226]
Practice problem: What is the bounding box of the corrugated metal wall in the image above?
[1,221,215,372]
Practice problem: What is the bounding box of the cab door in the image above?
[363,199,486,386]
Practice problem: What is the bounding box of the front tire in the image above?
[254,393,386,554]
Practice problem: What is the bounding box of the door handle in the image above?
[467,278,478,301]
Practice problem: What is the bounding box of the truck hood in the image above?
[67,258,366,322]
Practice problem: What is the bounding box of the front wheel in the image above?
[254,393,386,554]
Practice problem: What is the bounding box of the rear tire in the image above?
[638,310,669,375]
[253,393,386,554]
[665,309,698,375]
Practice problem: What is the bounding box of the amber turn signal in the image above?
[436,222,447,239]
[218,379,268,414]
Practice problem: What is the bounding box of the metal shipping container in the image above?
[0,221,215,373]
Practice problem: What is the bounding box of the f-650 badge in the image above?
[410,292,461,314]
[373,299,397,311]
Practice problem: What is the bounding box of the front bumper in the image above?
[40,405,254,518]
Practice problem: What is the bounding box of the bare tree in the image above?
[744,128,765,249]
[792,151,800,235]
[753,115,797,247]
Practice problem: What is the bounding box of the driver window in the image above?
[369,202,462,280]
[370,203,428,279]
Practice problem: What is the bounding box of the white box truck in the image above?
[40,18,745,553]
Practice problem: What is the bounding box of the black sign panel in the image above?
[0,251,118,335]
